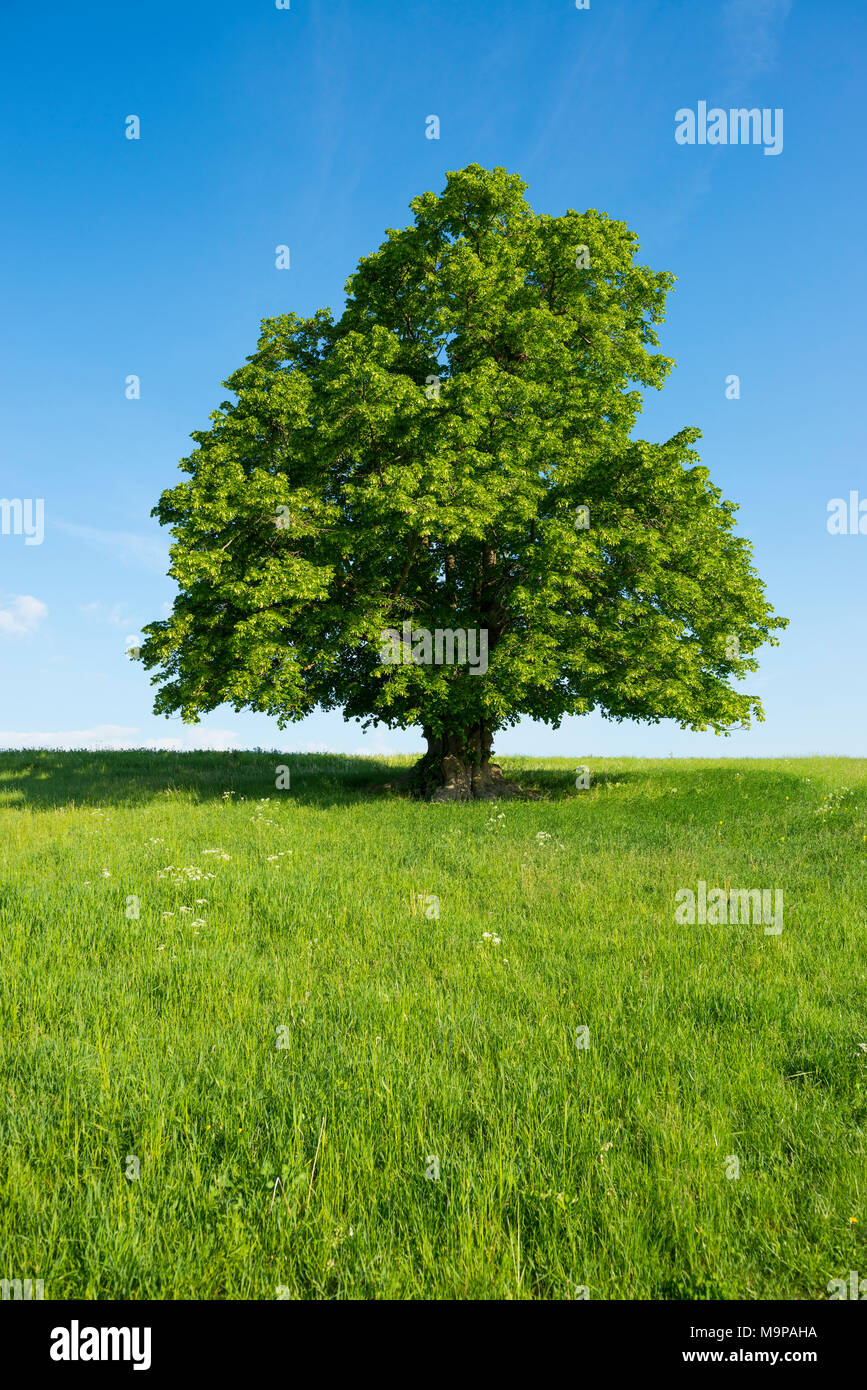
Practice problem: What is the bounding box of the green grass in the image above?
[1,750,865,1300]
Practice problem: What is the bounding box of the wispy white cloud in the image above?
[351,728,408,758]
[0,594,48,637]
[143,729,240,752]
[722,0,792,84]
[54,522,168,575]
[80,601,131,628]
[0,724,140,749]
[0,725,240,751]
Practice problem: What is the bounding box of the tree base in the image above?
[434,759,527,801]
[384,732,534,801]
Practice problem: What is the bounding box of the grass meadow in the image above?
[0,750,864,1300]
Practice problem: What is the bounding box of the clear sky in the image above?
[1,0,865,757]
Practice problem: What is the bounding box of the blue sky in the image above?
[1,0,865,756]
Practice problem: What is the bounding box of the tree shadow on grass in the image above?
[0,751,653,811]
[0,750,822,812]
[514,761,808,795]
[0,750,404,812]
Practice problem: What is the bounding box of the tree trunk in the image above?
[401,725,525,801]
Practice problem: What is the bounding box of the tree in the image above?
[139,165,786,800]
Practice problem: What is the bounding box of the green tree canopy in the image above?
[140,164,786,799]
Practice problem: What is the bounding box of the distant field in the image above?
[0,751,864,1300]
